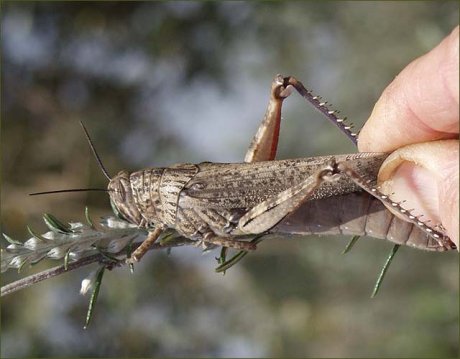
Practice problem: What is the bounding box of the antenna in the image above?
[30,188,109,196]
[79,121,111,181]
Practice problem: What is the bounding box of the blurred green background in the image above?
[1,1,458,357]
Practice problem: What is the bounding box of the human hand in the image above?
[358,26,459,249]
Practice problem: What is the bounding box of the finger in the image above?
[359,26,459,153]
[378,140,459,249]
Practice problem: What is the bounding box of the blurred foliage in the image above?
[1,1,458,357]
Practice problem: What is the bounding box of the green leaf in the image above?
[26,225,49,243]
[29,252,49,266]
[215,234,265,273]
[125,242,134,273]
[215,250,249,273]
[64,249,71,271]
[371,244,400,298]
[96,249,119,264]
[85,206,95,229]
[43,214,72,234]
[342,235,360,254]
[17,258,29,273]
[158,231,177,245]
[84,265,105,329]
[215,247,229,274]
[2,233,23,246]
[216,247,228,264]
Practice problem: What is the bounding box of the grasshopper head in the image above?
[108,170,143,226]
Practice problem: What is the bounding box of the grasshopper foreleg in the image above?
[127,225,166,264]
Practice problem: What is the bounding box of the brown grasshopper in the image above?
[79,74,453,264]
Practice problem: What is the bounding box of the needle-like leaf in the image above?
[371,244,400,298]
[84,265,105,329]
[342,235,360,254]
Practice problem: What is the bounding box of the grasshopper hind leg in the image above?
[217,75,292,270]
[245,74,293,163]
[245,74,359,164]
[335,161,455,250]
[221,74,352,270]
[237,163,339,234]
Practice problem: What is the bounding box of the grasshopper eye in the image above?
[114,181,126,202]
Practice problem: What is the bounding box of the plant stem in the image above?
[1,237,193,297]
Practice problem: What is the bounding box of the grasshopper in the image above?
[86,74,454,263]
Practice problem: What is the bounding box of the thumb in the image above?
[377,140,459,249]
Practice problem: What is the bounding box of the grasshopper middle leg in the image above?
[202,232,256,250]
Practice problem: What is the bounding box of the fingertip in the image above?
[377,140,459,248]
[358,79,423,153]
[437,152,459,249]
[443,25,459,106]
[357,106,391,153]
[358,26,459,153]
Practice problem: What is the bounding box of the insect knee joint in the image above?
[320,160,341,182]
[272,74,293,99]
